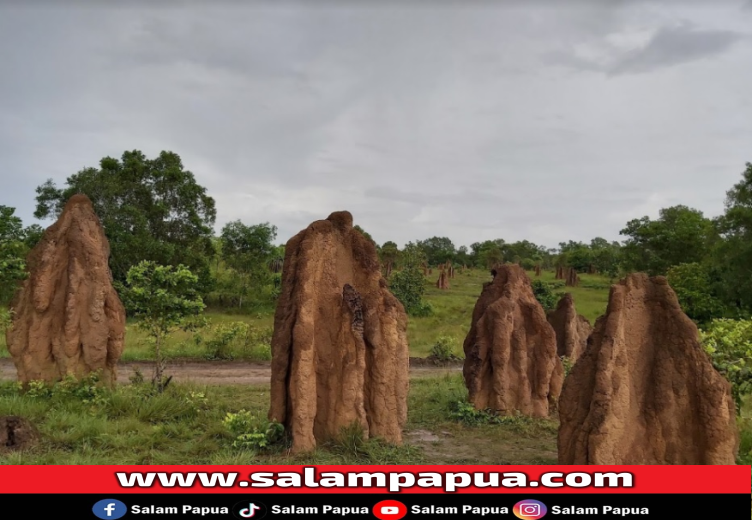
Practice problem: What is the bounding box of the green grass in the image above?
[1,268,612,361]
[407,268,612,357]
[0,372,564,464]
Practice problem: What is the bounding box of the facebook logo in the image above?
[92,499,127,519]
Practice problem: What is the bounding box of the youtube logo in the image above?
[372,500,407,520]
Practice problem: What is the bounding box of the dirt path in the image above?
[0,358,462,385]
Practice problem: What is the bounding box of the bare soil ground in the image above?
[0,358,462,385]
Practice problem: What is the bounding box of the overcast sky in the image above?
[2,1,751,249]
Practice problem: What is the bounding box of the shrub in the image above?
[204,322,248,360]
[429,336,460,362]
[699,318,752,412]
[222,410,284,450]
[531,280,559,311]
[389,266,431,316]
[449,401,536,431]
[20,372,109,406]
[200,322,273,361]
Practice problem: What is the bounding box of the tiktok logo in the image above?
[240,504,261,517]
[232,501,267,519]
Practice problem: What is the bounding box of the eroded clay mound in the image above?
[6,195,125,386]
[547,293,592,362]
[462,264,563,418]
[558,273,738,464]
[269,211,409,453]
[0,416,39,452]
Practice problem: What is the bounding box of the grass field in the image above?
[0,268,611,361]
[1,372,749,465]
[0,373,558,464]
[1,267,751,465]
[409,267,611,357]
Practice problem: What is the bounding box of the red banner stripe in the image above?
[0,465,747,494]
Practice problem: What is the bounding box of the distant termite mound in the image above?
[463,265,563,417]
[6,194,125,387]
[269,211,409,453]
[565,267,579,287]
[558,273,738,464]
[547,293,592,362]
[436,268,449,290]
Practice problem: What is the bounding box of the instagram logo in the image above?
[514,499,547,519]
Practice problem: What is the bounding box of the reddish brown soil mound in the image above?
[436,270,449,290]
[558,273,738,464]
[547,293,592,362]
[0,416,39,452]
[462,265,563,418]
[269,211,409,453]
[6,195,125,386]
[565,267,579,287]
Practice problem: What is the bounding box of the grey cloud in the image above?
[608,24,744,74]
[547,22,746,76]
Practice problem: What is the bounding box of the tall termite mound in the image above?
[436,268,449,290]
[269,211,409,453]
[547,293,592,362]
[463,264,563,417]
[558,273,738,464]
[565,267,580,287]
[6,195,125,386]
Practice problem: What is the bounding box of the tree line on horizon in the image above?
[1,149,751,324]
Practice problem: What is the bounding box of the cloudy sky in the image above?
[2,1,751,249]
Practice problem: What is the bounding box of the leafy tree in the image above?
[397,241,426,269]
[667,263,725,324]
[502,240,547,264]
[470,240,505,268]
[715,162,752,315]
[380,241,399,267]
[454,245,470,266]
[122,261,205,392]
[589,237,622,278]
[558,241,592,272]
[416,236,456,265]
[220,221,278,308]
[0,206,29,303]
[619,205,717,275]
[22,224,44,250]
[34,150,217,293]
[700,318,752,412]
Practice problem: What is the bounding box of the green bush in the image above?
[222,410,284,450]
[449,401,535,431]
[429,336,460,362]
[531,280,559,311]
[389,266,431,316]
[699,318,752,412]
[198,322,272,361]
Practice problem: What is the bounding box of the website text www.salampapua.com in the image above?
[115,468,634,492]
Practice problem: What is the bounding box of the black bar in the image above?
[26,493,749,519]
